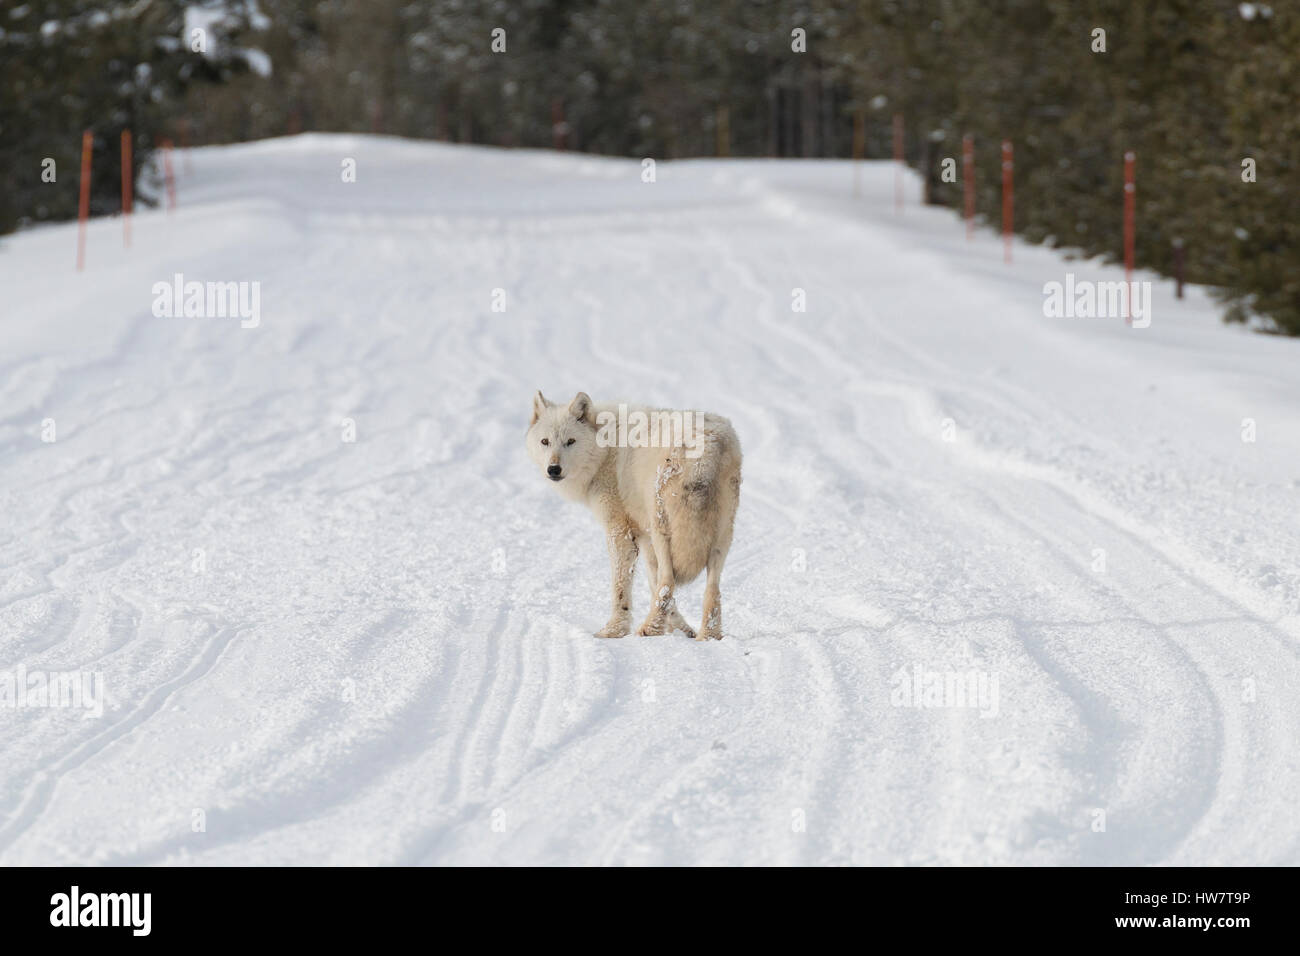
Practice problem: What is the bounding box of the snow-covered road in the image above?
[2,135,1298,865]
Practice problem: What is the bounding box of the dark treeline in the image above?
[3,1,1297,333]
[1,2,251,234]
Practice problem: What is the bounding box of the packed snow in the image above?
[1,135,1298,865]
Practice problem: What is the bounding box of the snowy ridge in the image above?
[1,135,1297,865]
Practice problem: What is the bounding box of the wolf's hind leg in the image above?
[596,530,637,638]
[698,546,727,641]
[636,525,694,638]
[638,534,659,608]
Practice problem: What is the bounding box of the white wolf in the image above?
[526,392,742,640]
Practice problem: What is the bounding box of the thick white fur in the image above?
[526,391,742,640]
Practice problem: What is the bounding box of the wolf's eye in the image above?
[565,438,576,446]
[540,438,550,446]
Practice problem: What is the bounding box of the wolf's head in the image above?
[526,391,604,491]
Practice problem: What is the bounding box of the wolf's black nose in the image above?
[547,464,562,478]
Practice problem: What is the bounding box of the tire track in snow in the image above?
[979,483,1299,863]
[0,622,242,860]
[109,607,458,865]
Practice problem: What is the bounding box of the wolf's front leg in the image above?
[595,530,638,638]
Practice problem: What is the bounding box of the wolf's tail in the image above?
[683,421,741,510]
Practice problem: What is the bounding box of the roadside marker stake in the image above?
[893,113,904,213]
[962,133,974,239]
[162,139,177,212]
[1124,150,1136,325]
[1001,140,1014,264]
[121,130,133,248]
[76,130,92,271]
[852,111,865,197]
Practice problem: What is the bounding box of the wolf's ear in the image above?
[568,391,592,424]
[531,390,551,425]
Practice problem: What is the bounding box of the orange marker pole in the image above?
[852,111,865,198]
[76,130,93,271]
[1001,140,1014,264]
[962,134,975,239]
[893,112,904,213]
[162,139,177,212]
[121,130,133,248]
[1124,150,1136,325]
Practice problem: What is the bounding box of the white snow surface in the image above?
[2,135,1299,865]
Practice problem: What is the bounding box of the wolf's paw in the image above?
[696,607,722,641]
[670,614,697,640]
[595,619,630,639]
[636,616,667,636]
